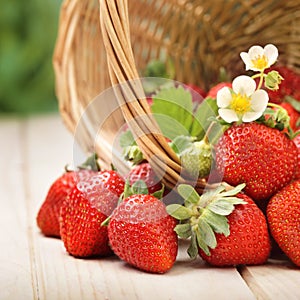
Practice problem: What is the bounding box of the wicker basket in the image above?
[53,0,300,193]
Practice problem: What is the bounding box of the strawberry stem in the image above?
[202,115,225,145]
[251,71,265,90]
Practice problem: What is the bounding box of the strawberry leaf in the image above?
[192,97,219,139]
[207,198,246,216]
[198,185,226,208]
[151,86,206,139]
[119,129,135,148]
[151,184,165,199]
[166,204,193,220]
[77,153,101,172]
[219,183,246,197]
[202,209,230,236]
[198,218,217,250]
[122,180,149,200]
[131,180,149,195]
[174,223,192,239]
[195,227,210,256]
[188,232,199,259]
[177,184,200,207]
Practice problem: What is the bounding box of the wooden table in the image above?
[1,113,299,300]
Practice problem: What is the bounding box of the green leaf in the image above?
[198,218,217,249]
[224,197,248,204]
[151,86,195,139]
[131,180,149,195]
[119,129,136,148]
[151,184,165,199]
[202,209,230,236]
[77,153,101,171]
[153,114,192,140]
[195,227,210,256]
[144,60,168,78]
[187,232,199,259]
[192,98,219,139]
[166,204,193,220]
[199,185,225,208]
[207,197,245,216]
[177,184,200,207]
[219,183,246,197]
[174,223,192,239]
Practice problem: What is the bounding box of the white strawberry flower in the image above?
[217,75,269,123]
[240,44,278,72]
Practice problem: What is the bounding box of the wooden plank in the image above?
[241,259,300,300]
[25,114,256,300]
[31,238,257,300]
[24,114,75,299]
[0,117,35,300]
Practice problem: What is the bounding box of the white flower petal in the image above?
[248,45,264,60]
[250,89,269,111]
[242,111,264,122]
[240,52,252,70]
[264,44,278,66]
[217,87,232,108]
[232,75,256,95]
[218,108,239,123]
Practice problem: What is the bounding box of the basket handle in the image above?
[99,0,207,191]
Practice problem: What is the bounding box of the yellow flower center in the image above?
[230,93,251,114]
[251,55,268,70]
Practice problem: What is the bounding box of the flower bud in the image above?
[264,70,284,91]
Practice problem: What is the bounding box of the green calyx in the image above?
[180,139,213,179]
[119,179,165,206]
[119,129,145,165]
[263,106,290,130]
[65,153,101,172]
[264,70,284,91]
[123,145,145,165]
[261,102,299,139]
[166,183,246,259]
[78,153,101,171]
[122,179,163,200]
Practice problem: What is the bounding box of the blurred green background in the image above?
[0,0,62,115]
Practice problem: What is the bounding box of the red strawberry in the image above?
[60,170,125,257]
[215,122,298,201]
[36,170,94,237]
[267,179,300,266]
[167,184,270,266]
[206,82,232,99]
[199,193,271,266]
[126,162,163,194]
[146,96,153,106]
[108,194,178,273]
[293,134,300,179]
